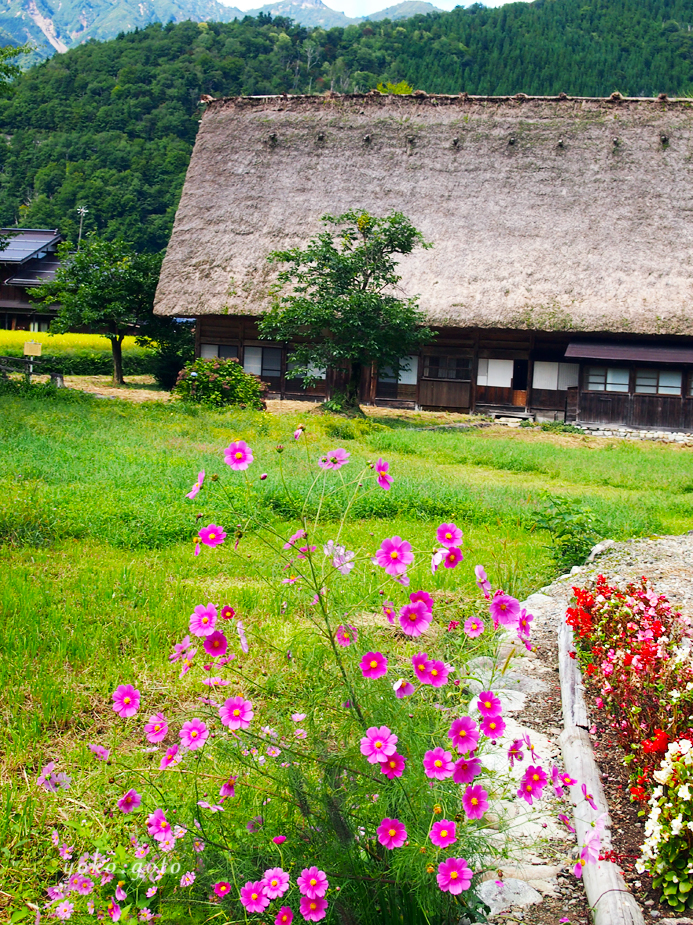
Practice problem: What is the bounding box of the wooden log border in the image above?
[557,609,644,925]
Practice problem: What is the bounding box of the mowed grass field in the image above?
[2,392,693,910]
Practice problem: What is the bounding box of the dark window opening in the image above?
[423,356,472,381]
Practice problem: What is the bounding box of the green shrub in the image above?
[0,378,87,402]
[532,495,602,569]
[172,357,267,408]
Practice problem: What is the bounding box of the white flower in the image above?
[677,783,691,801]
[671,816,684,836]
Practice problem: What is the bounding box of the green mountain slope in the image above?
[1,1,692,252]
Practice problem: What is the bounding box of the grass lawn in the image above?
[2,391,693,916]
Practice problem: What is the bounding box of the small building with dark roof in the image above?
[154,92,693,431]
[0,228,63,332]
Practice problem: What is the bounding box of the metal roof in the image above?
[0,228,62,264]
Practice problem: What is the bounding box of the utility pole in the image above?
[77,206,88,247]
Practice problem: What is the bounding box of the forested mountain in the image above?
[1,0,693,251]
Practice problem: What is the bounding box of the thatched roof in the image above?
[155,93,693,335]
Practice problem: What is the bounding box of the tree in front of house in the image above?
[259,210,435,409]
[32,236,163,385]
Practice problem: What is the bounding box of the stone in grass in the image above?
[477,878,543,915]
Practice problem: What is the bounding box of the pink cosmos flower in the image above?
[219,696,253,729]
[444,546,463,569]
[462,784,489,819]
[477,691,502,718]
[558,813,576,833]
[284,529,307,549]
[448,717,480,754]
[220,605,235,621]
[75,877,94,896]
[262,867,290,899]
[299,897,328,922]
[117,789,141,813]
[224,440,254,470]
[474,565,492,599]
[181,872,196,887]
[430,819,457,848]
[382,601,396,624]
[393,678,414,698]
[582,783,598,811]
[146,809,171,841]
[204,631,228,657]
[297,867,329,899]
[360,726,398,764]
[169,635,191,662]
[375,458,392,490]
[190,603,217,637]
[517,766,547,805]
[359,651,388,680]
[436,523,463,548]
[409,589,433,612]
[480,715,506,738]
[160,745,181,770]
[335,625,357,647]
[437,857,473,895]
[106,900,121,921]
[376,817,407,849]
[273,835,287,845]
[431,548,446,573]
[197,524,226,550]
[518,608,534,637]
[220,776,237,798]
[186,470,205,500]
[423,747,455,780]
[380,752,407,779]
[54,901,75,921]
[398,601,432,637]
[374,536,414,577]
[394,571,410,586]
[236,619,249,654]
[112,684,140,718]
[180,718,208,751]
[551,765,576,797]
[427,660,450,688]
[489,591,521,628]
[464,616,485,638]
[88,744,110,761]
[319,448,350,470]
[144,713,168,744]
[507,739,525,767]
[276,907,293,925]
[412,652,432,683]
[453,756,482,784]
[215,881,233,899]
[574,829,602,878]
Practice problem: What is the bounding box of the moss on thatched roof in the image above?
[155,93,693,335]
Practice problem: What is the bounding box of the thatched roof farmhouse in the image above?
[155,93,693,429]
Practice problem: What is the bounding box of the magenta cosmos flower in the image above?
[376,817,407,849]
[169,635,191,662]
[160,744,181,770]
[448,716,480,754]
[335,624,357,647]
[224,440,254,471]
[189,603,217,637]
[144,713,168,744]
[517,765,547,805]
[489,591,521,628]
[477,690,502,718]
[409,589,433,612]
[112,684,140,718]
[444,546,463,569]
[375,457,392,490]
[196,524,226,552]
[464,616,485,638]
[319,447,350,470]
[204,631,228,657]
[413,651,433,683]
[360,726,398,764]
[220,604,235,620]
[275,908,293,925]
[436,523,463,548]
[220,776,237,798]
[117,789,142,813]
[453,756,482,784]
[518,608,534,637]
[475,565,492,599]
[423,747,455,780]
[146,808,171,841]
[186,470,205,500]
[299,897,328,922]
[180,718,208,751]
[437,857,473,895]
[262,867,290,899]
[427,659,450,688]
[430,819,457,848]
[297,867,329,899]
[380,752,407,779]
[382,601,396,624]
[398,601,432,637]
[481,715,506,738]
[462,784,489,819]
[214,880,233,899]
[374,536,413,577]
[393,678,414,698]
[359,651,388,680]
[219,696,253,729]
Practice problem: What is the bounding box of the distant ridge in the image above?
[0,0,442,61]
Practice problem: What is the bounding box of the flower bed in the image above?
[567,576,693,911]
[35,434,603,923]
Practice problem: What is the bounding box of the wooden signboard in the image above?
[23,342,42,356]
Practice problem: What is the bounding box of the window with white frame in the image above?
[243,346,282,379]
[200,344,239,360]
[379,356,419,384]
[532,361,580,391]
[585,367,630,392]
[634,368,682,396]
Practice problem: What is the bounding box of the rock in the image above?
[477,879,543,915]
[587,539,616,562]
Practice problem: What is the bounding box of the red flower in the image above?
[630,785,647,802]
